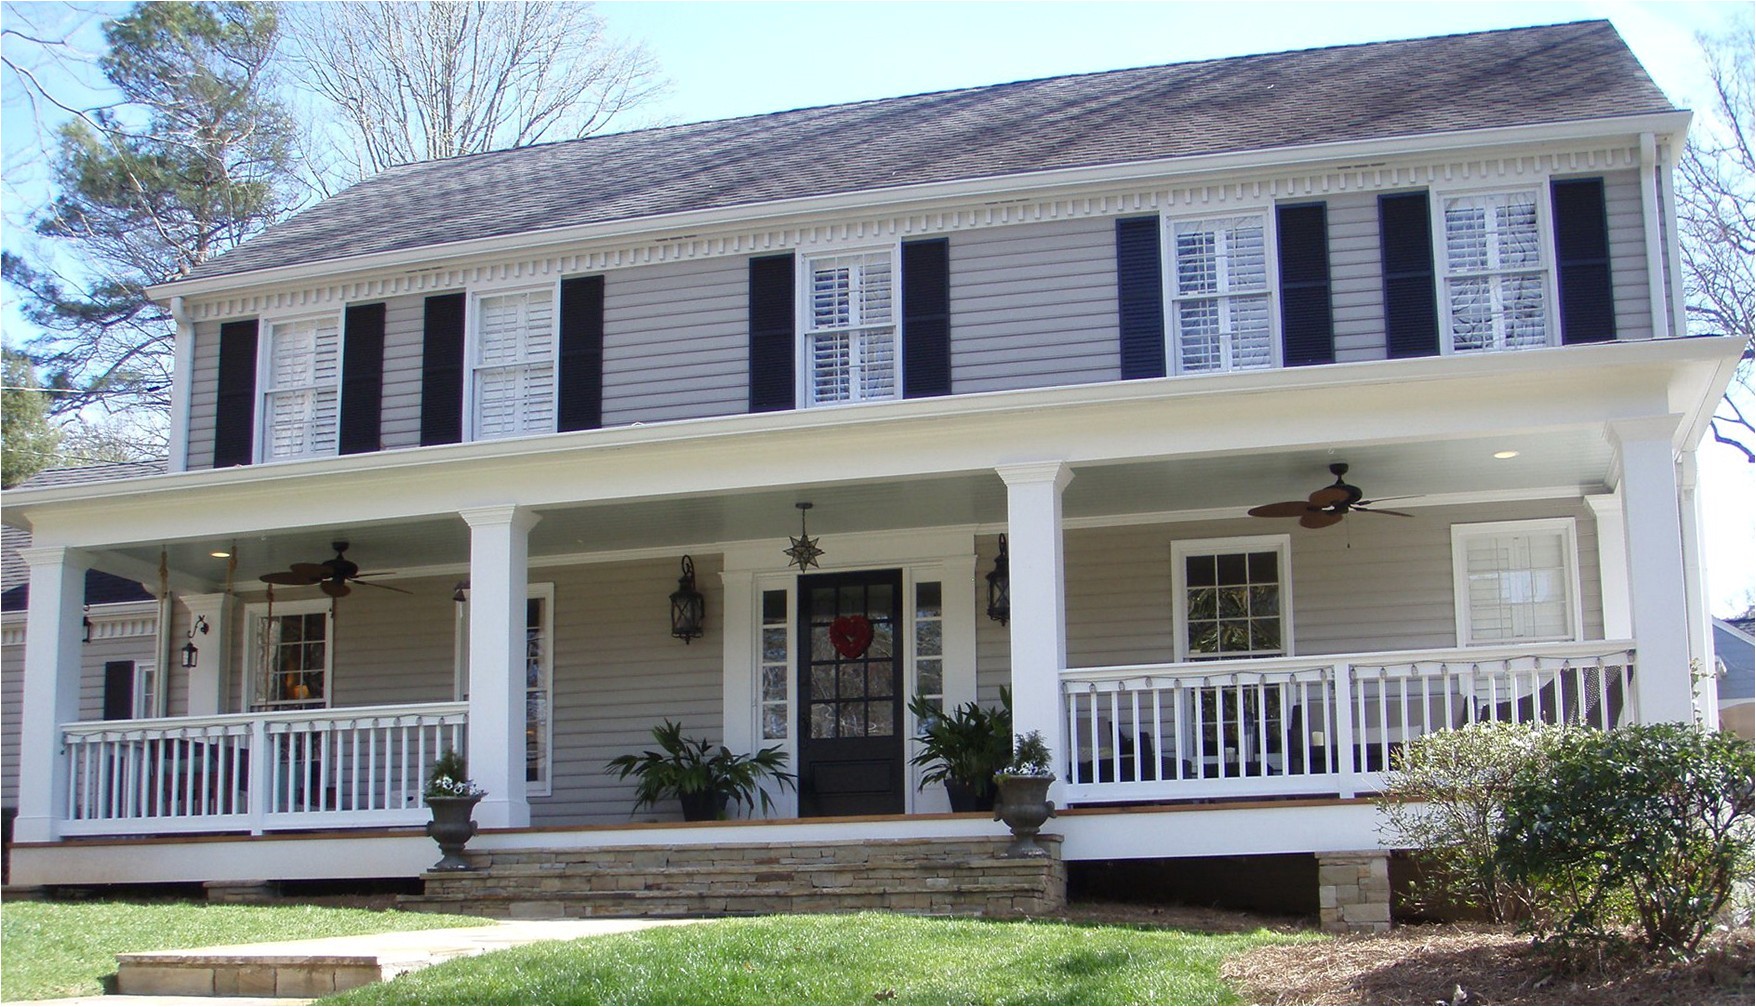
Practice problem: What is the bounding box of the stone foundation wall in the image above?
[404,835,1066,919]
[1316,850,1392,933]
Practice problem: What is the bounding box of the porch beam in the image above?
[1607,416,1694,723]
[461,505,540,829]
[998,462,1073,798]
[14,546,90,843]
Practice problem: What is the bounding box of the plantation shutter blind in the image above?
[473,288,556,440]
[748,254,796,412]
[1169,215,1272,373]
[1441,190,1546,352]
[419,293,466,446]
[1463,530,1573,644]
[806,251,897,405]
[212,319,258,467]
[262,315,342,460]
[1115,216,1166,379]
[900,238,950,398]
[1550,178,1616,345]
[1377,192,1441,358]
[1275,202,1336,367]
[557,275,605,431]
[338,302,386,455]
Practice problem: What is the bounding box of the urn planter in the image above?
[993,773,1057,858]
[424,794,483,871]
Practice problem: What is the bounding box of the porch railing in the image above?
[1060,641,1635,804]
[60,702,468,837]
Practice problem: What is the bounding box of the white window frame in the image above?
[255,310,344,463]
[796,244,903,407]
[1451,518,1583,647]
[464,281,560,442]
[452,582,555,797]
[1160,208,1281,375]
[1430,183,1559,355]
[132,660,161,720]
[243,598,333,711]
[1170,535,1294,662]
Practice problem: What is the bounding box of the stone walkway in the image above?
[5,918,699,1005]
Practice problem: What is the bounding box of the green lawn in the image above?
[320,912,1315,1006]
[0,900,484,1002]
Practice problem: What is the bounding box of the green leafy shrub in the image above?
[908,687,1012,798]
[605,720,795,818]
[1377,721,1565,923]
[1497,723,1754,954]
[1001,730,1054,777]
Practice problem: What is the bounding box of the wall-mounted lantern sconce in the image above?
[670,556,706,644]
[181,614,210,669]
[452,580,470,604]
[986,534,1011,626]
[82,605,92,644]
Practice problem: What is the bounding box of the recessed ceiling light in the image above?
[1493,450,1520,460]
[210,550,232,558]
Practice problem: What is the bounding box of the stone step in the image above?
[433,856,1045,882]
[401,883,1053,919]
[421,873,1046,901]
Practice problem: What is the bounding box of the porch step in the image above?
[400,835,1065,919]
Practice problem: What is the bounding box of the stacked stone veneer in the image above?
[402,836,1065,919]
[1316,851,1392,933]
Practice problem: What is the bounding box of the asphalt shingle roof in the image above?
[186,20,1674,283]
[15,459,166,489]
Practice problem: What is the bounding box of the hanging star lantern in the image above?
[785,502,825,572]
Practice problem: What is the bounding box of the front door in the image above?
[797,569,905,817]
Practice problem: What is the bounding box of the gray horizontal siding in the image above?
[1,638,21,807]
[185,320,222,471]
[1323,192,1387,363]
[1601,169,1653,341]
[379,294,430,451]
[949,217,1120,393]
[602,259,748,426]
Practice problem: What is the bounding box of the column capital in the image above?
[15,545,91,571]
[996,461,1074,491]
[1605,414,1683,449]
[1583,492,1623,520]
[458,504,541,534]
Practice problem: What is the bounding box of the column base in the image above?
[1316,850,1392,933]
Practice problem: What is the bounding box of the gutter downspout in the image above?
[1638,134,1672,339]
[1677,449,1718,723]
[167,296,194,473]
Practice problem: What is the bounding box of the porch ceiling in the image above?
[108,428,1612,590]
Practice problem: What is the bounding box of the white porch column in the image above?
[1583,492,1632,640]
[1677,450,1717,720]
[461,505,540,829]
[14,546,90,843]
[180,593,233,716]
[997,462,1073,797]
[1608,417,1694,723]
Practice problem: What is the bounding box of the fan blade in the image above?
[1353,506,1414,518]
[1356,495,1419,506]
[1300,510,1345,529]
[287,563,328,579]
[320,580,352,598]
[260,570,321,586]
[352,570,398,579]
[354,579,414,595]
[1307,486,1351,507]
[1248,501,1313,518]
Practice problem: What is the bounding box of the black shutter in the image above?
[1551,178,1616,345]
[901,238,951,398]
[1115,216,1165,379]
[212,319,258,467]
[1378,192,1441,358]
[1276,202,1335,367]
[558,275,606,431]
[419,292,466,446]
[102,661,134,721]
[748,254,795,412]
[338,302,385,455]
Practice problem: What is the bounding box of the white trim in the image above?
[1449,517,1584,647]
[1429,182,1558,356]
[167,297,194,474]
[1637,134,1672,339]
[795,244,903,408]
[1160,207,1282,375]
[242,597,334,711]
[464,282,561,443]
[254,309,346,464]
[1169,534,1294,662]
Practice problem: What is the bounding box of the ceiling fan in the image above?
[258,541,411,597]
[1247,463,1414,529]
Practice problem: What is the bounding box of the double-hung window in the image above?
[1452,519,1580,646]
[260,314,342,461]
[1439,190,1550,353]
[471,287,557,440]
[247,599,331,711]
[1166,214,1275,374]
[801,249,898,405]
[1172,537,1291,661]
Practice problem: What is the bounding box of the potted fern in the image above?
[423,749,484,871]
[606,720,795,821]
[993,730,1057,858]
[908,688,1012,812]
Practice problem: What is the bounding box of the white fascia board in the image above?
[146,112,1692,304]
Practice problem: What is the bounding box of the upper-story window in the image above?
[260,314,342,461]
[800,248,899,405]
[1439,190,1550,353]
[471,286,557,440]
[1451,519,1580,646]
[1165,213,1276,374]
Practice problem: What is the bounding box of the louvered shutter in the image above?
[748,254,796,412]
[1276,203,1335,367]
[1551,178,1616,345]
[213,319,258,467]
[420,293,466,445]
[1115,217,1166,379]
[1378,192,1441,358]
[102,661,135,721]
[473,289,556,440]
[558,275,605,431]
[339,302,385,455]
[901,238,950,398]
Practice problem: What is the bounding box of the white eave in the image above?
[144,111,1693,305]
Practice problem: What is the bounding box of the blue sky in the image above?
[2,0,1751,614]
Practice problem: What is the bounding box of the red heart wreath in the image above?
[828,615,875,659]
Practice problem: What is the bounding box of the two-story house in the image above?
[2,21,1740,926]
